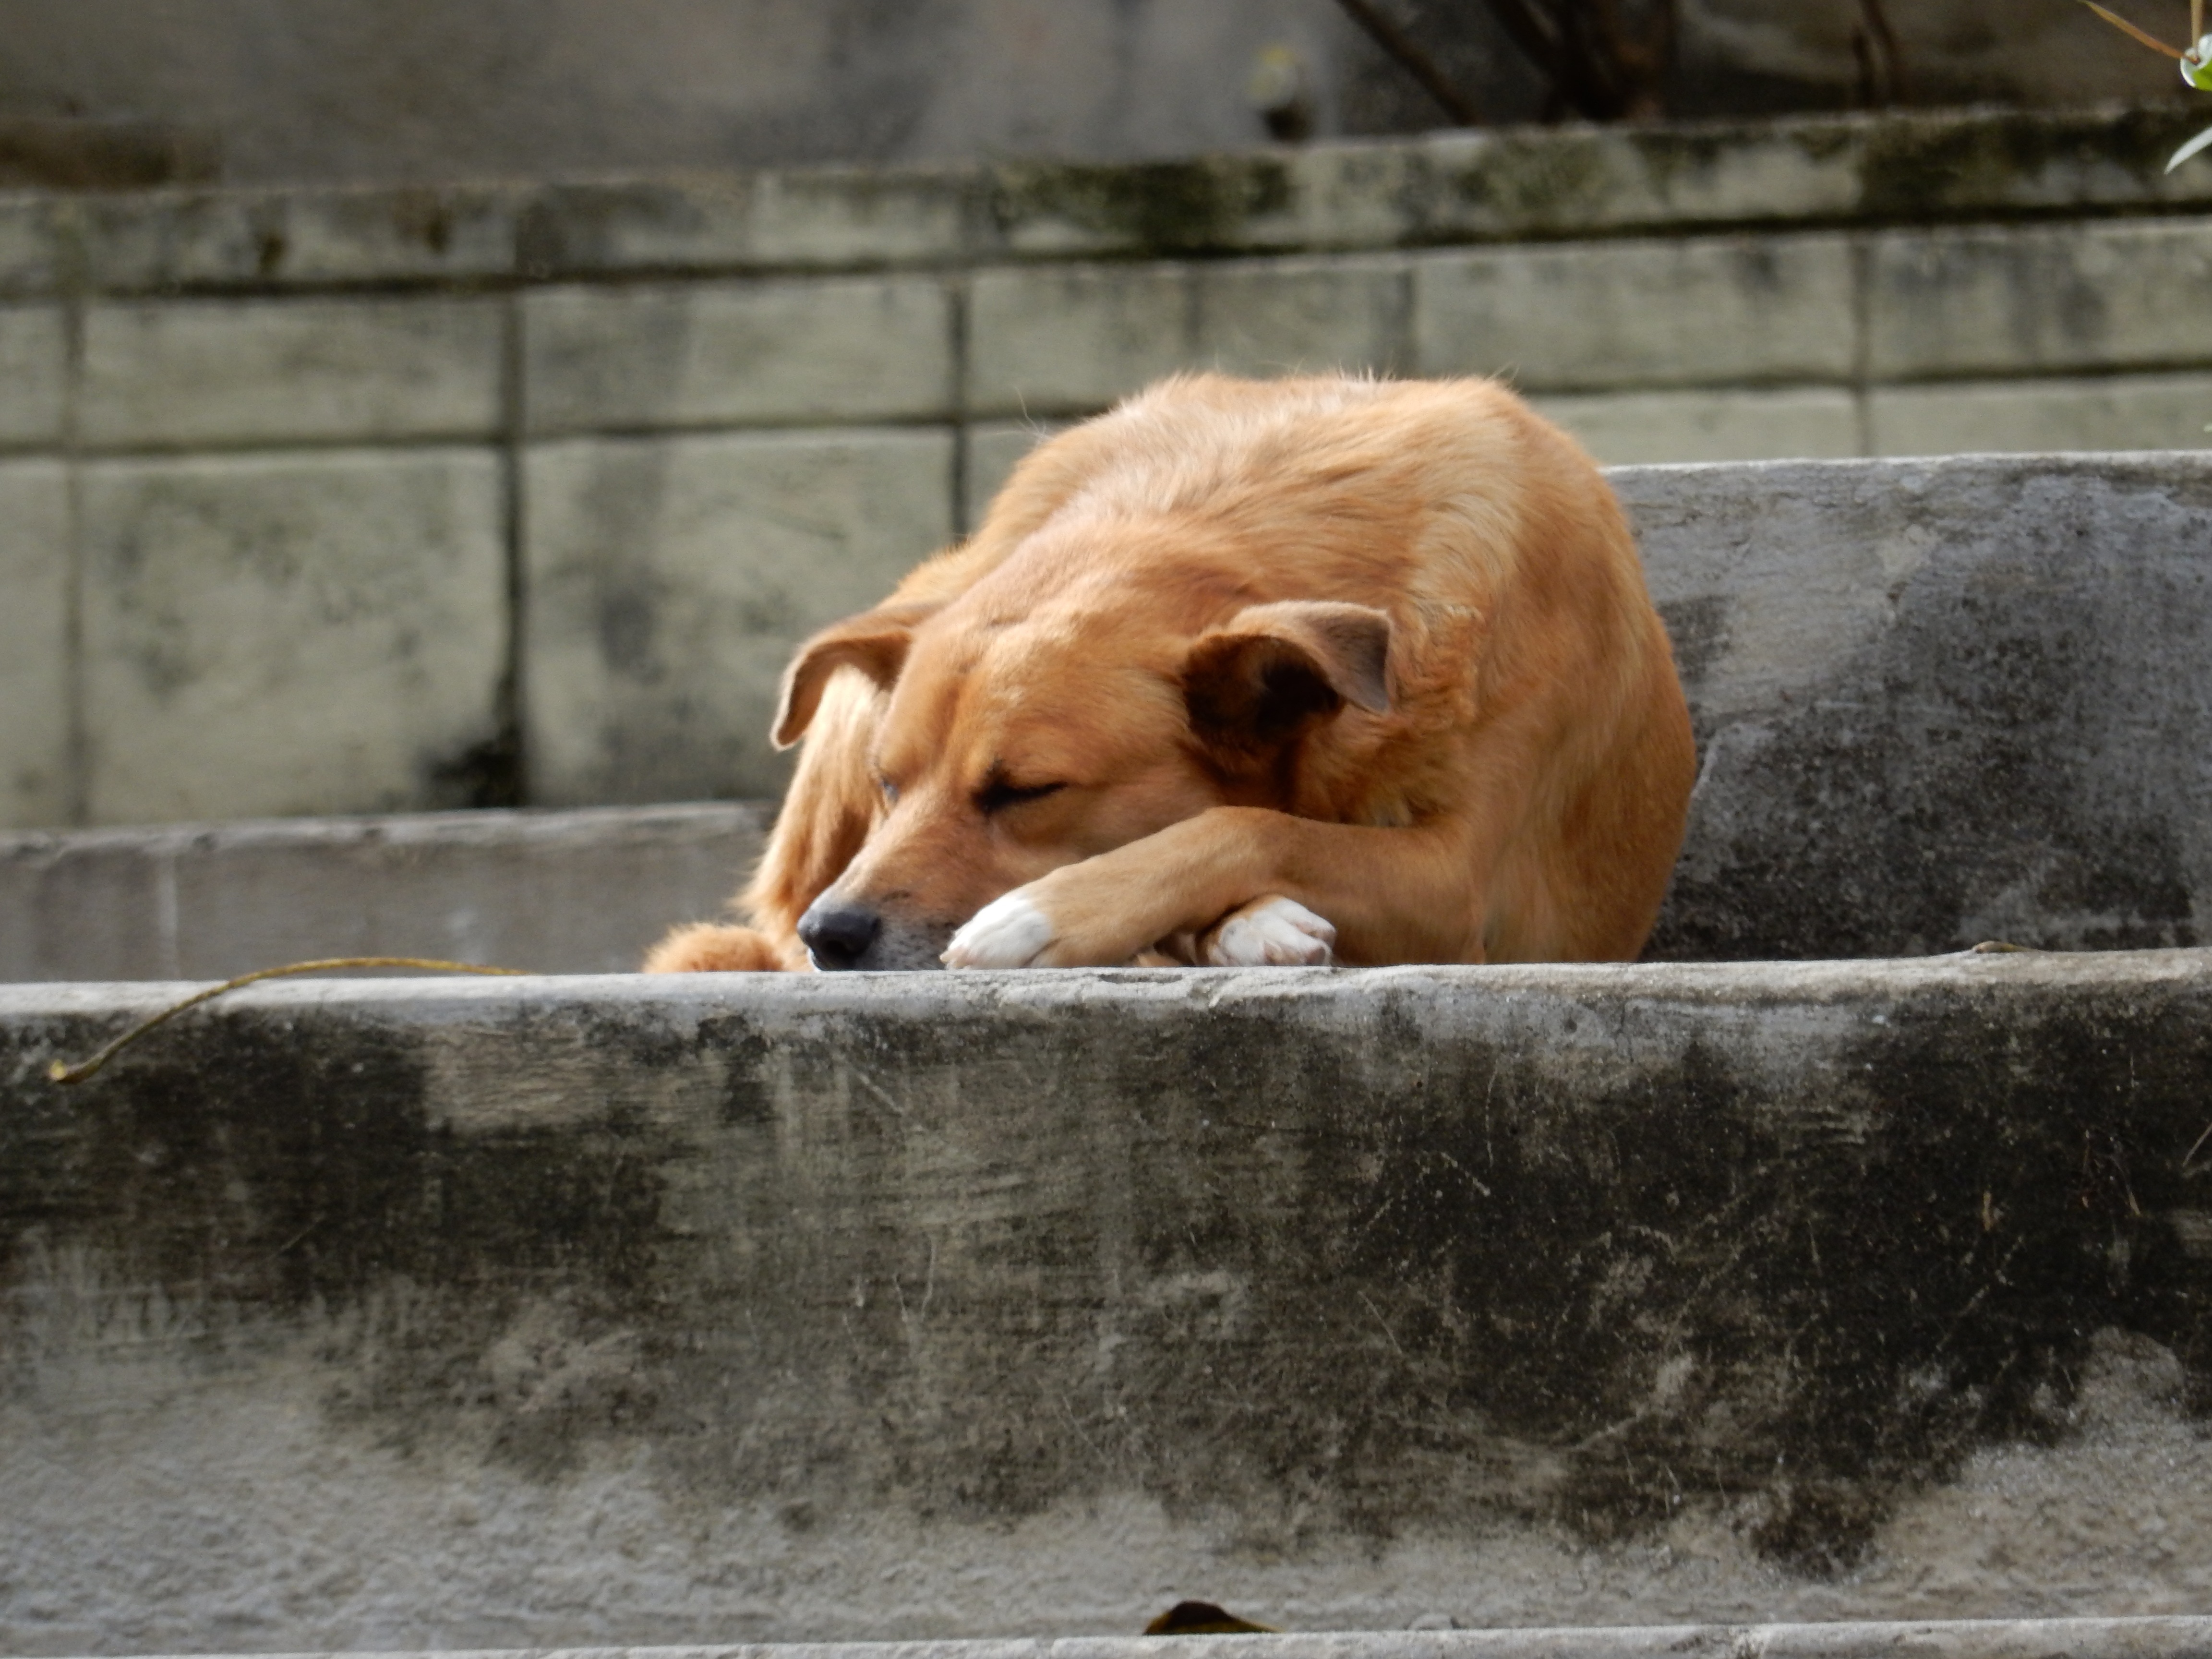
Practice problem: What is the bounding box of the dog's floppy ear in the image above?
[772,602,937,749]
[1182,600,1392,752]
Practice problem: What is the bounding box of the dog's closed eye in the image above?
[975,778,1065,815]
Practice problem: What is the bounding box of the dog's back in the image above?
[963,374,1690,962]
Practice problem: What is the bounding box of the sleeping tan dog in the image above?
[646,372,1695,973]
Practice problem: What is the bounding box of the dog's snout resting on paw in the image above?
[642,372,1696,974]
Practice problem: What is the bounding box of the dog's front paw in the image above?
[942,889,1056,968]
[1200,896,1336,967]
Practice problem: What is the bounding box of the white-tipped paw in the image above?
[942,890,1055,968]
[1202,897,1336,967]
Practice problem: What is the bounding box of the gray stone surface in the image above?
[1620,453,2212,959]
[76,182,518,292]
[225,183,516,284]
[0,303,65,448]
[1868,220,2212,381]
[969,263,1196,419]
[525,428,955,804]
[77,448,506,824]
[1415,235,1856,393]
[5,953,2212,1648]
[0,197,55,296]
[0,109,2205,297]
[1868,374,2212,458]
[0,460,70,830]
[0,803,766,982]
[1531,388,1862,466]
[78,297,505,449]
[524,276,955,434]
[1191,256,1408,381]
[519,170,974,281]
[38,1625,2212,1659]
[0,1,2185,191]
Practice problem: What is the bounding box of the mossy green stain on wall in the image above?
[989,155,1294,255]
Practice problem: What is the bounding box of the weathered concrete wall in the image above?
[7,452,2210,978]
[6,954,2212,1649]
[11,108,2212,831]
[0,0,2176,188]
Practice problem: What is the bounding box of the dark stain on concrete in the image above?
[990,156,1294,255]
[5,975,2211,1568]
[1856,106,2204,219]
[1648,476,2212,961]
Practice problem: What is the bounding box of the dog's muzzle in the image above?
[796,897,951,971]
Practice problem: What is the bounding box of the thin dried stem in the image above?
[2076,0,2185,58]
[46,956,530,1083]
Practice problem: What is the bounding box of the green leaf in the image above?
[2168,122,2212,172]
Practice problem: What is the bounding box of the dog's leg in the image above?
[944,807,1480,969]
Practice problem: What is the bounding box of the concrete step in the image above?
[0,801,766,982]
[5,953,2211,1650]
[39,1623,2212,1659]
[8,451,2212,981]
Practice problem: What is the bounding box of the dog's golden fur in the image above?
[645,373,1694,973]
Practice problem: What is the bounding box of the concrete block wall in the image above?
[13,104,2212,830]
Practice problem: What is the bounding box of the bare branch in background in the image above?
[1331,0,1674,127]
[1853,0,1909,106]
[1475,0,1675,119]
[1333,0,1483,125]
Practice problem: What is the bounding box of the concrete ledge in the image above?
[33,1622,2212,1659]
[2,106,2211,299]
[0,803,766,981]
[6,955,2212,1647]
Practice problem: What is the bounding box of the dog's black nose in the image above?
[797,902,881,970]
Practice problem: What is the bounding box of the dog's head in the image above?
[773,539,1390,970]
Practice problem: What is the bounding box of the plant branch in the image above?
[2075,0,2185,58]
[1479,0,1572,89]
[1477,0,1672,120]
[1331,0,1483,124]
[1858,0,1908,102]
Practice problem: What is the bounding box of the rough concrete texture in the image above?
[52,1628,2212,1659]
[78,297,505,448]
[0,459,69,830]
[5,953,2212,1650]
[0,0,2172,188]
[523,429,957,805]
[3,107,2210,297]
[0,803,767,982]
[75,449,508,825]
[1621,454,2212,961]
[45,1627,2212,1659]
